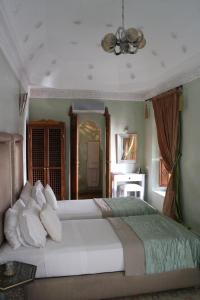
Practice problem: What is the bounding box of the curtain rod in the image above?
[144,86,183,102]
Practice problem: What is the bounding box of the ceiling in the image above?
[1,0,200,100]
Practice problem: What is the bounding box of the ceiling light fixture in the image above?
[101,0,146,55]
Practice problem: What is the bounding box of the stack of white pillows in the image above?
[4,181,62,249]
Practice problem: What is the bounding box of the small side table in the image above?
[0,261,37,300]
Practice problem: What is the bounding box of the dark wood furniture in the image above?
[0,261,36,300]
[27,120,66,199]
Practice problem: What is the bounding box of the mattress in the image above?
[56,197,157,220]
[0,219,123,278]
[57,199,102,220]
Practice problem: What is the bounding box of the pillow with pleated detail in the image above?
[4,199,25,249]
[40,203,62,242]
[44,184,57,210]
[19,199,47,247]
[32,180,46,208]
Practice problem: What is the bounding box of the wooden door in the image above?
[69,106,111,199]
[104,107,111,197]
[28,121,66,199]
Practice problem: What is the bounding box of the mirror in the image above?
[117,133,137,163]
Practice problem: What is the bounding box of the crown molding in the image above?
[30,86,149,101]
[0,2,29,91]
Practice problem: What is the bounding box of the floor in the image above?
[8,286,200,299]
[111,287,200,300]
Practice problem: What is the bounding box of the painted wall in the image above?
[144,78,200,232]
[29,99,145,198]
[0,48,20,133]
[181,78,200,233]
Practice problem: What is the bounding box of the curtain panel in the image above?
[152,88,182,221]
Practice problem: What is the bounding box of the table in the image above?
[0,261,36,300]
[111,173,145,199]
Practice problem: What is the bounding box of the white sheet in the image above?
[57,199,102,220]
[0,219,124,278]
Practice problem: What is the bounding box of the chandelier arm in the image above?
[122,0,124,29]
[137,29,144,43]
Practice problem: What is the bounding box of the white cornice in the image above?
[0,2,29,91]
[29,86,148,101]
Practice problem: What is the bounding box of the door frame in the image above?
[69,106,111,199]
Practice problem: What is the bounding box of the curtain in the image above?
[152,88,182,221]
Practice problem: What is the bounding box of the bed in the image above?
[56,196,157,220]
[0,132,200,300]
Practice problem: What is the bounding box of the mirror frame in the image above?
[116,133,137,163]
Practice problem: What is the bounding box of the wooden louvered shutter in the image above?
[28,127,46,186]
[28,121,66,199]
[48,126,65,199]
[159,158,170,187]
[69,107,78,200]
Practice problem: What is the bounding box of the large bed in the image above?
[56,196,157,220]
[0,132,200,300]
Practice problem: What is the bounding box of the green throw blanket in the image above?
[122,214,200,274]
[103,197,157,217]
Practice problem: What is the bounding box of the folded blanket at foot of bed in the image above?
[108,214,200,276]
[94,197,157,218]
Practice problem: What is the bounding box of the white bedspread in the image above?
[0,219,124,278]
[57,199,102,220]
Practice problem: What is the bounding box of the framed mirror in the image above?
[116,133,137,163]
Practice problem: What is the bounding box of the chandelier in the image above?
[101,0,146,55]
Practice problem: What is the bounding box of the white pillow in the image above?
[32,185,46,208]
[32,180,44,196]
[4,199,25,249]
[34,180,44,191]
[20,181,32,205]
[19,200,47,248]
[40,204,62,242]
[44,184,57,210]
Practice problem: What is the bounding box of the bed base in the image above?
[25,269,200,300]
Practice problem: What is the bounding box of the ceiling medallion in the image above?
[101,0,146,55]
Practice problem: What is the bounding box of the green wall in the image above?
[181,78,200,232]
[29,99,145,198]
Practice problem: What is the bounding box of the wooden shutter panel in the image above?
[159,158,170,187]
[28,121,66,199]
[48,127,65,199]
[69,107,78,200]
[29,127,46,185]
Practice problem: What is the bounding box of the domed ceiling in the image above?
[1,0,200,100]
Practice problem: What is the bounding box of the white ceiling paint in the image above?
[1,0,200,100]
